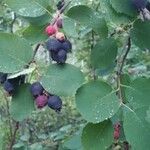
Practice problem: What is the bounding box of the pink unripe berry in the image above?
[45,25,56,36]
[114,130,120,140]
[35,95,48,109]
[55,32,65,41]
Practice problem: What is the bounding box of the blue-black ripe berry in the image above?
[30,82,44,98]
[146,2,150,11]
[48,95,62,112]
[0,73,7,84]
[46,38,62,52]
[3,80,14,94]
[57,0,65,10]
[35,95,48,109]
[50,49,67,64]
[132,0,147,10]
[50,51,58,62]
[57,49,67,64]
[62,40,72,52]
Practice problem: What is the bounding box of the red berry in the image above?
[35,95,48,109]
[113,130,120,140]
[45,25,56,36]
[114,122,121,130]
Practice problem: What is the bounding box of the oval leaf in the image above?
[10,84,34,122]
[91,38,118,69]
[41,64,85,96]
[82,120,113,150]
[131,20,150,50]
[67,5,108,38]
[75,81,120,123]
[125,77,150,109]
[110,0,137,17]
[0,33,33,73]
[6,0,49,18]
[123,107,150,150]
[22,25,47,44]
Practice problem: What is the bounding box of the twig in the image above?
[51,1,71,25]
[27,43,42,67]
[31,43,41,62]
[10,12,17,33]
[90,30,97,80]
[118,37,131,75]
[9,122,19,150]
[116,37,131,103]
[0,88,13,140]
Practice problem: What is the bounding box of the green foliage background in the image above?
[0,0,150,150]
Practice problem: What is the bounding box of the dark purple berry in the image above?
[146,2,150,11]
[0,73,7,84]
[48,95,62,112]
[57,49,67,64]
[57,18,63,28]
[35,95,48,109]
[50,51,59,62]
[62,40,72,52]
[3,80,14,94]
[30,82,44,98]
[132,0,147,10]
[57,0,65,10]
[46,38,62,52]
[9,76,22,88]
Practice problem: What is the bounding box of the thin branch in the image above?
[31,43,41,62]
[9,122,19,150]
[51,1,71,25]
[118,37,131,75]
[116,37,131,103]
[0,88,13,140]
[27,43,42,67]
[10,12,17,33]
[91,30,97,80]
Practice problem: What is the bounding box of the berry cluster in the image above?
[0,72,25,95]
[45,1,72,64]
[30,82,62,112]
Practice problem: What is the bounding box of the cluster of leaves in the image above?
[0,0,150,150]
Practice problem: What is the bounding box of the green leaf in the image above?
[110,0,137,17]
[63,132,83,150]
[82,120,113,150]
[6,0,49,18]
[100,0,132,25]
[125,77,150,109]
[41,64,85,96]
[75,81,120,123]
[123,107,150,150]
[10,84,34,122]
[131,20,150,50]
[22,13,51,26]
[67,5,108,38]
[91,38,118,69]
[0,33,33,73]
[63,17,78,38]
[22,25,47,44]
